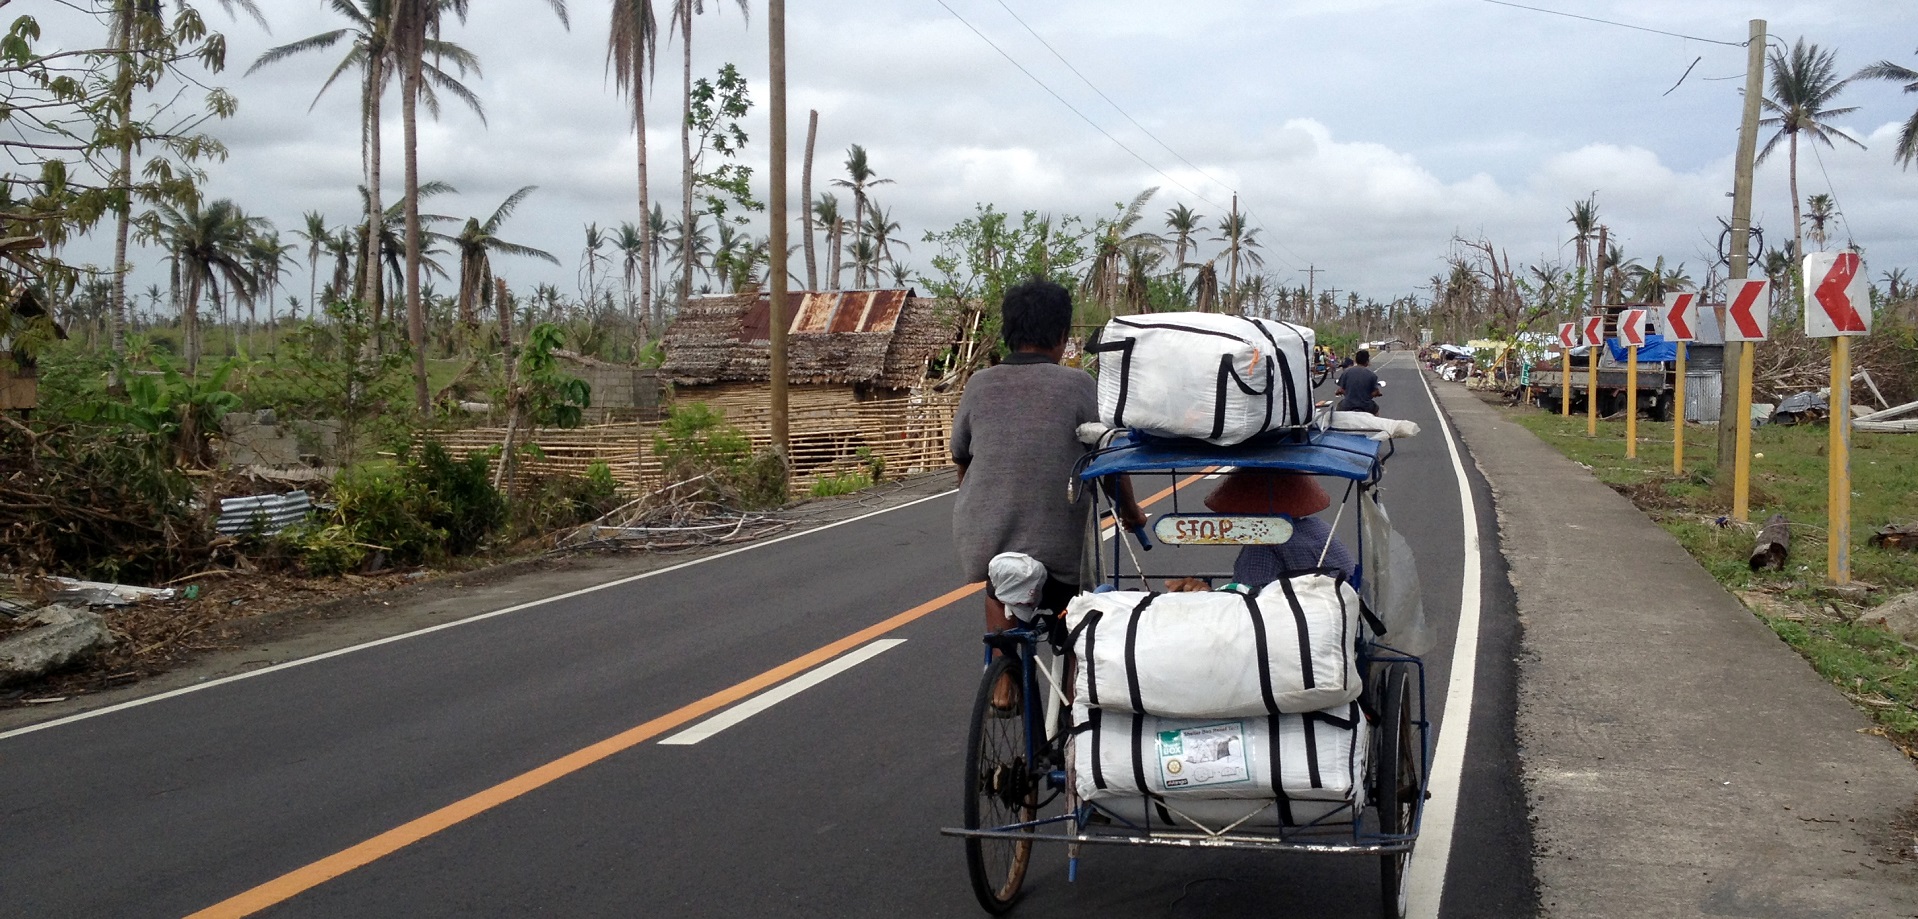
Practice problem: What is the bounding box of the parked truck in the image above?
[1525,305,1678,421]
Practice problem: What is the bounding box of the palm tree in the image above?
[614,221,646,323]
[608,0,660,330]
[1759,38,1865,295]
[1881,267,1911,302]
[249,0,400,311]
[581,222,608,306]
[1211,212,1263,311]
[245,230,297,331]
[862,203,909,276]
[842,238,880,292]
[1082,188,1162,312]
[830,144,892,287]
[453,186,560,331]
[1805,193,1837,250]
[147,198,263,375]
[325,227,356,306]
[1566,195,1598,306]
[668,211,714,293]
[395,0,549,411]
[1626,256,1692,303]
[814,193,844,289]
[672,0,751,304]
[646,203,670,305]
[1854,48,1918,168]
[293,211,330,313]
[107,0,267,371]
[1164,203,1203,277]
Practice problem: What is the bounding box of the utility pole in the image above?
[768,0,790,458]
[1719,18,1766,504]
[1302,265,1321,301]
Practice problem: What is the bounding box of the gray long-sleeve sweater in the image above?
[949,354,1097,584]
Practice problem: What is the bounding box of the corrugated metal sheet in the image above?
[739,289,913,342]
[216,490,314,536]
[1686,371,1722,424]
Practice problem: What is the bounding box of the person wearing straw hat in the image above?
[1165,469,1354,591]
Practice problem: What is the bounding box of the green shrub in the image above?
[809,471,872,497]
[410,441,506,555]
[654,402,786,508]
[511,461,623,535]
[292,440,506,572]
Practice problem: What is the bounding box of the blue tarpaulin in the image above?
[1607,332,1679,363]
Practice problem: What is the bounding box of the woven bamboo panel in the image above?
[425,392,959,497]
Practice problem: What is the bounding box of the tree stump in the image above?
[1749,513,1791,571]
[1869,522,1918,552]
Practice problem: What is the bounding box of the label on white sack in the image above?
[1157,722,1252,789]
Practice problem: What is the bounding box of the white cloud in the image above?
[27,0,1918,309]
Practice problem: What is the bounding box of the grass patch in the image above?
[1502,402,1918,752]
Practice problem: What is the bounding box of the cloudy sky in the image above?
[40,0,1918,309]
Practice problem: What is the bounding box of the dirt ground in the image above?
[0,474,956,733]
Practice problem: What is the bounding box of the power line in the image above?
[932,0,1226,213]
[1806,140,1858,248]
[1477,0,1748,48]
[988,0,1241,203]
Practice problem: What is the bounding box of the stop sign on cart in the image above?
[1803,251,1871,337]
[1557,322,1579,349]
[1618,309,1648,347]
[1660,292,1697,342]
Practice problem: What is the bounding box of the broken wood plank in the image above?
[1750,513,1791,571]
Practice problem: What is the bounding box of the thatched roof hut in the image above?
[661,289,951,393]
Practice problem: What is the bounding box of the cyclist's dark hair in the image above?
[1001,276,1072,350]
[1355,349,1371,366]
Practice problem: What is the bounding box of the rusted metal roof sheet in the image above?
[738,289,912,342]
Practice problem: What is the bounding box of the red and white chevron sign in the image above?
[1724,279,1770,342]
[1661,292,1696,342]
[1581,315,1603,347]
[1803,251,1871,337]
[1618,309,1647,347]
[1558,322,1578,349]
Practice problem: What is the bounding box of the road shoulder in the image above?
[1431,379,1918,918]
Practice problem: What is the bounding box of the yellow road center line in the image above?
[187,471,1206,918]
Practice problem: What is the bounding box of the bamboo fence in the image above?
[427,392,960,497]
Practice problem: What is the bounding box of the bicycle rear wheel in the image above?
[1375,663,1420,919]
[964,654,1035,914]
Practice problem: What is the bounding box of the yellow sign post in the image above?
[1661,292,1698,475]
[1625,345,1639,457]
[1583,315,1601,437]
[1803,250,1870,586]
[1557,322,1576,417]
[1619,308,1647,459]
[1723,280,1770,523]
[1672,341,1687,473]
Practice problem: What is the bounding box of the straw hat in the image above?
[1203,470,1331,517]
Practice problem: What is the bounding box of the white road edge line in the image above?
[1404,358,1485,919]
[0,492,958,743]
[658,639,908,745]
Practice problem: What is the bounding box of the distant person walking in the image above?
[1335,349,1383,415]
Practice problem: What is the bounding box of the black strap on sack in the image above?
[1085,333,1136,426]
[1268,713,1294,825]
[1130,711,1154,800]
[1249,319,1299,427]
[1122,593,1161,714]
[1075,609,1104,710]
[1357,596,1390,638]
[1239,592,1281,714]
[1301,703,1362,793]
[1274,576,1318,692]
[1090,708,1109,791]
[1210,351,1275,442]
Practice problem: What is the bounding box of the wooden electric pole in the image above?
[768,0,790,458]
[1718,18,1766,485]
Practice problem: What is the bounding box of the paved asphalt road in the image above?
[1,353,1530,918]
